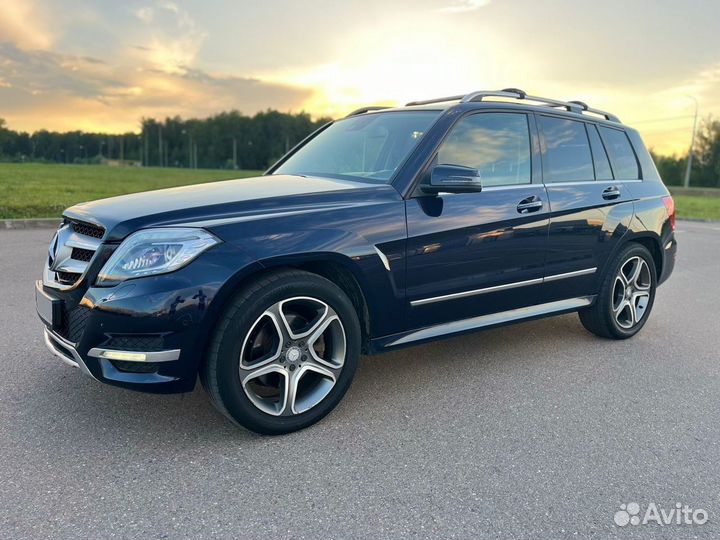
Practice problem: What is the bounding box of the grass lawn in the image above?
[1,162,719,221]
[673,194,720,222]
[0,163,261,219]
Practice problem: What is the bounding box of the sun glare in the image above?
[260,17,518,117]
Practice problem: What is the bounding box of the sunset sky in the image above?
[1,0,718,155]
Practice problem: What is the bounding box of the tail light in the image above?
[662,196,676,231]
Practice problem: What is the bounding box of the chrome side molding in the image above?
[387,296,595,347]
[411,267,597,306]
[411,277,543,306]
[542,267,597,283]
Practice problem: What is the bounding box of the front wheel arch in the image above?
[197,255,373,379]
[200,268,361,434]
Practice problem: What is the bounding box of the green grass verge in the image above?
[2,163,719,221]
[674,195,720,221]
[0,163,262,219]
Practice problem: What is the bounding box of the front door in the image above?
[405,111,549,329]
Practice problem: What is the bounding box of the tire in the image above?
[579,243,657,339]
[201,269,361,435]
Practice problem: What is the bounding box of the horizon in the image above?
[1,0,719,156]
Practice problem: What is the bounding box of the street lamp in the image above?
[683,95,698,189]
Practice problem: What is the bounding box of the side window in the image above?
[538,116,594,182]
[599,126,640,179]
[436,112,531,187]
[587,124,613,180]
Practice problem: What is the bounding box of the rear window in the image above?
[587,124,613,180]
[539,116,594,182]
[599,127,640,179]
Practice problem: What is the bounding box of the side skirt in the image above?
[369,296,596,352]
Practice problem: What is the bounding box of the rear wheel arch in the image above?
[580,242,657,339]
[600,232,663,283]
[622,235,663,280]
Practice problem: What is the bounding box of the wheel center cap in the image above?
[286,346,302,363]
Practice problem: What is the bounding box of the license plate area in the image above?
[36,281,63,329]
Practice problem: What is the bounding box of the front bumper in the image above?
[37,270,215,393]
[42,326,185,388]
[35,242,257,393]
[43,327,96,377]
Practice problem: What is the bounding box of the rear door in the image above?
[538,115,636,301]
[404,111,549,329]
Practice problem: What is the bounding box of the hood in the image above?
[64,174,396,241]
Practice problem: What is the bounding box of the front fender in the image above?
[204,199,408,339]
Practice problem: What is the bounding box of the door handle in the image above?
[517,196,543,214]
[602,186,621,200]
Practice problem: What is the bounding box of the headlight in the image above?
[96,228,220,286]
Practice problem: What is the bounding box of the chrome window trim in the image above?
[542,179,642,187]
[411,267,596,306]
[482,183,545,192]
[439,180,640,194]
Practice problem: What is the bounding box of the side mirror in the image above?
[422,164,482,195]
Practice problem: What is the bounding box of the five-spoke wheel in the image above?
[579,243,657,339]
[239,297,347,416]
[201,269,360,435]
[612,256,652,329]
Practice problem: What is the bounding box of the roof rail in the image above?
[405,94,467,107]
[346,106,392,117]
[405,88,620,122]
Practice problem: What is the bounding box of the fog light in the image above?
[100,350,148,362]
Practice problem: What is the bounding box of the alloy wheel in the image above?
[238,296,346,416]
[612,256,652,329]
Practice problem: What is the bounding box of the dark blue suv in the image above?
[36,89,677,434]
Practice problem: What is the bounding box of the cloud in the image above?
[0,0,56,49]
[130,0,206,75]
[134,7,155,24]
[437,0,491,13]
[0,43,121,100]
[0,43,312,132]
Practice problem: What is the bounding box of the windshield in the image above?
[273,111,440,183]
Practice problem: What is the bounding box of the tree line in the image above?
[0,110,331,171]
[0,111,719,186]
[651,116,720,187]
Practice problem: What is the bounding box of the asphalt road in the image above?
[1,221,719,540]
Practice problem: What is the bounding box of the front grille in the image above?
[56,305,90,343]
[106,335,165,352]
[45,219,104,289]
[57,271,82,285]
[71,247,94,262]
[71,220,105,239]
